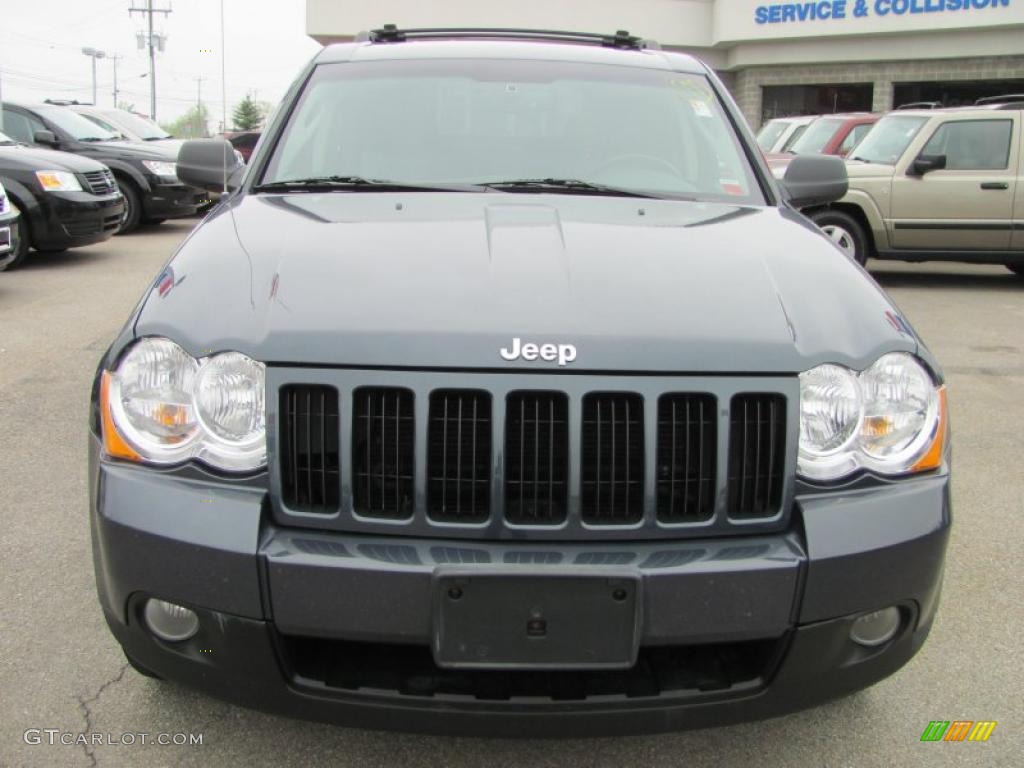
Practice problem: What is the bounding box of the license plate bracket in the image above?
[432,569,641,670]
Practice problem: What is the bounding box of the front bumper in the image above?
[90,440,950,736]
[29,191,124,250]
[142,181,205,219]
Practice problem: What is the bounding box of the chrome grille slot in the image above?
[580,393,644,524]
[656,394,716,523]
[352,387,415,519]
[728,394,786,518]
[427,390,491,522]
[280,384,340,513]
[504,391,569,525]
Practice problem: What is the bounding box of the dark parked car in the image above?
[0,130,123,269]
[91,28,950,737]
[0,180,18,270]
[1,102,204,232]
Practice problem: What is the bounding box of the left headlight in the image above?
[141,160,178,181]
[798,352,947,481]
[101,337,266,472]
[35,170,82,192]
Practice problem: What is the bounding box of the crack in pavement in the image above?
[76,662,129,768]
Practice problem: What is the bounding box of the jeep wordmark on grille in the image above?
[90,26,951,736]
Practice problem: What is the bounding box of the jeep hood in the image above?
[133,193,920,374]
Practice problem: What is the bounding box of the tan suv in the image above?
[805,97,1023,276]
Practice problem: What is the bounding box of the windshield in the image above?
[788,117,843,155]
[79,112,129,139]
[262,59,762,204]
[35,105,118,141]
[103,109,171,140]
[756,120,788,150]
[850,115,928,165]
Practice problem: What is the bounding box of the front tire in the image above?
[116,179,142,234]
[811,210,869,266]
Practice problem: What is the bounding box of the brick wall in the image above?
[727,56,1024,129]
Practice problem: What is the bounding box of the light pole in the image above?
[82,47,106,105]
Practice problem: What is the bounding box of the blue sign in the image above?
[755,0,1011,24]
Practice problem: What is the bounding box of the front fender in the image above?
[835,189,890,251]
[103,160,152,194]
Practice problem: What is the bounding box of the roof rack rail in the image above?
[362,25,659,50]
[974,93,1024,107]
[895,101,943,110]
[44,98,86,106]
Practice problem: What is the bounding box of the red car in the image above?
[222,131,261,163]
[767,113,879,172]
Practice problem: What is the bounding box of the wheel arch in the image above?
[104,161,151,195]
[805,202,879,260]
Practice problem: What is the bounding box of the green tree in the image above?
[160,103,210,139]
[232,93,262,131]
[116,101,136,113]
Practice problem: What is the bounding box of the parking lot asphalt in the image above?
[0,218,1021,767]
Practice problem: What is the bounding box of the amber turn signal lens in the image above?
[912,386,947,473]
[100,371,142,461]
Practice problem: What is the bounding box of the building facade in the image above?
[305,0,1024,128]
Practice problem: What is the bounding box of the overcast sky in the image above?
[0,0,321,130]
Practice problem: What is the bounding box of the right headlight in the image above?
[798,352,947,481]
[101,337,266,472]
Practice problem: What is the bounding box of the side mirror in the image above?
[33,130,57,147]
[176,139,244,193]
[910,154,946,176]
[779,154,848,209]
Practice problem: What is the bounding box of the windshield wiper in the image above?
[254,175,486,193]
[479,178,666,199]
[144,136,171,141]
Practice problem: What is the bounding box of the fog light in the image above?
[850,607,901,647]
[144,599,199,642]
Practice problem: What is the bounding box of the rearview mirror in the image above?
[779,154,848,209]
[33,130,57,147]
[910,154,946,176]
[177,139,244,193]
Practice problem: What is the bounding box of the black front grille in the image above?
[352,387,415,519]
[274,375,792,539]
[580,393,644,524]
[427,390,492,522]
[728,394,786,517]
[279,385,340,513]
[83,169,117,196]
[504,392,569,524]
[656,394,717,523]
